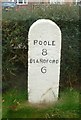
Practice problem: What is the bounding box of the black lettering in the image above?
[52,60,55,63]
[41,66,47,73]
[49,60,52,63]
[36,59,39,63]
[30,59,32,63]
[39,41,42,45]
[43,41,47,45]
[42,49,47,56]
[48,41,51,45]
[56,60,59,64]
[52,41,55,46]
[34,40,38,45]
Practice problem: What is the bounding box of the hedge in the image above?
[2,4,80,91]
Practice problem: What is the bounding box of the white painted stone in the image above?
[28,19,61,103]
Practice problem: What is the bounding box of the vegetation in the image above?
[2,88,80,118]
[2,4,80,119]
[2,4,80,90]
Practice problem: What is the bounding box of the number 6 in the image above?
[41,66,47,73]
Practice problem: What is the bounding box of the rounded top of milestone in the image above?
[29,19,61,33]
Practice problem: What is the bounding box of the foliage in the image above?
[2,4,80,90]
[2,4,79,21]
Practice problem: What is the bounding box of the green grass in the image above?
[0,93,2,120]
[2,88,80,118]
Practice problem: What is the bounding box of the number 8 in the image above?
[42,49,47,56]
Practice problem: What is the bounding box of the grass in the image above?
[0,93,2,120]
[2,88,80,118]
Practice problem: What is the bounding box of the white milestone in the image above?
[28,19,61,103]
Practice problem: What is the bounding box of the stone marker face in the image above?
[28,19,61,103]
